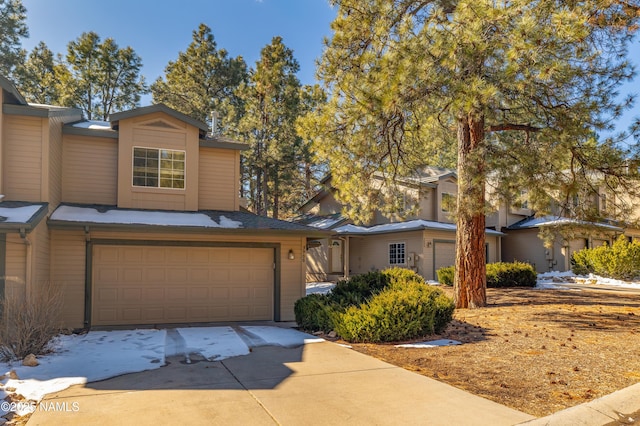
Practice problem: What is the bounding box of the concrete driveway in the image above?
[27,341,534,426]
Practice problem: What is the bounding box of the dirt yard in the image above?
[348,287,640,417]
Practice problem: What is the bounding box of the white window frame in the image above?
[132,146,186,190]
[389,242,406,266]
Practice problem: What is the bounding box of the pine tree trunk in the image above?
[273,172,279,220]
[454,112,487,309]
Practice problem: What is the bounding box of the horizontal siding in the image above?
[349,231,424,277]
[130,190,186,210]
[199,148,236,211]
[51,230,86,329]
[4,116,42,201]
[62,135,118,205]
[133,127,186,148]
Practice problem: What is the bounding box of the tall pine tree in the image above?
[301,0,640,308]
[63,32,147,120]
[14,42,66,104]
[151,24,247,126]
[0,0,27,78]
[234,37,310,219]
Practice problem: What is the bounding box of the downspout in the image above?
[338,236,350,280]
[19,228,32,300]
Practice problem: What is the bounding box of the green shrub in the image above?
[334,281,438,343]
[330,270,390,307]
[572,236,640,280]
[436,262,536,288]
[436,266,455,286]
[296,268,454,341]
[486,262,537,288]
[294,293,337,332]
[383,267,426,285]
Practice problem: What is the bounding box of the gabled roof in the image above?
[109,104,209,134]
[507,215,623,232]
[0,201,49,233]
[335,219,504,236]
[48,204,330,237]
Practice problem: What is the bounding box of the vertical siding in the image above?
[48,116,65,208]
[5,234,26,302]
[3,116,42,201]
[62,135,118,205]
[32,221,50,290]
[51,230,86,329]
[198,147,238,211]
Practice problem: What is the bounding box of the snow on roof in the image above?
[0,204,44,223]
[335,219,504,236]
[50,205,242,229]
[306,215,346,230]
[508,215,623,231]
[71,120,112,131]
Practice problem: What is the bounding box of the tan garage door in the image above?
[433,241,456,278]
[92,245,274,326]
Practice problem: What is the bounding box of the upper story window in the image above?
[389,242,406,265]
[133,147,185,189]
[441,192,456,213]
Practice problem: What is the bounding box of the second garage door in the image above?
[92,245,274,326]
[433,241,456,278]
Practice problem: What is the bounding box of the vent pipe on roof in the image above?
[210,111,219,136]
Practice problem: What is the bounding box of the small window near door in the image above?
[389,242,406,265]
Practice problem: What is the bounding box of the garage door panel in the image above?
[93,245,274,326]
[189,269,209,282]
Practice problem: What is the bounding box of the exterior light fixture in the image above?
[288,249,295,260]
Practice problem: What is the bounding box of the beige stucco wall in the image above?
[116,112,200,211]
[198,147,239,211]
[51,229,307,328]
[2,115,43,201]
[62,134,118,205]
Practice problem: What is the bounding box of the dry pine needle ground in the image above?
[349,287,640,417]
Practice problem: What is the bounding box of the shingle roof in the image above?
[507,215,623,231]
[48,204,329,236]
[335,219,504,236]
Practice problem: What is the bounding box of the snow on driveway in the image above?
[536,271,640,290]
[1,329,166,415]
[0,326,323,418]
[175,326,250,361]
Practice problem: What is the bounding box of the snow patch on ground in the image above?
[0,330,166,415]
[175,327,250,361]
[306,282,336,295]
[395,339,462,349]
[536,271,640,290]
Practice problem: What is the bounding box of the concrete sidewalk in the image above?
[27,341,534,426]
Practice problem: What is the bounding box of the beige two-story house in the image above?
[0,75,325,329]
[297,167,503,282]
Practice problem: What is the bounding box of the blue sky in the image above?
[21,0,336,91]
[20,0,639,136]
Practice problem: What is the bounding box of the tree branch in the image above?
[487,123,542,132]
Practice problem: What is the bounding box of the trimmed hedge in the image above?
[486,262,537,288]
[435,261,537,288]
[572,235,640,280]
[295,268,455,342]
[437,266,455,286]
